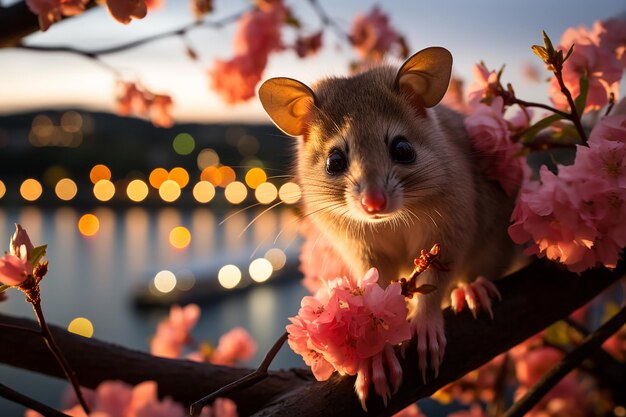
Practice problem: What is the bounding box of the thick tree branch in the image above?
[0,258,624,416]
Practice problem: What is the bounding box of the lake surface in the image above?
[0,205,309,416]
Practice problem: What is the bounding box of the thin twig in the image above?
[307,0,351,42]
[0,382,71,417]
[504,306,626,417]
[0,321,41,336]
[553,67,588,143]
[30,298,91,415]
[189,332,289,416]
[512,98,570,119]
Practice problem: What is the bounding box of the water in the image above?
[0,206,309,416]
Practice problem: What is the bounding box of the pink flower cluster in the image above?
[549,19,626,112]
[150,304,257,366]
[287,268,410,407]
[509,114,626,272]
[209,1,286,104]
[0,224,35,287]
[350,6,403,62]
[26,380,237,417]
[116,82,174,128]
[464,96,529,197]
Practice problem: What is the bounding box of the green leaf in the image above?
[0,284,9,293]
[545,321,571,346]
[520,113,565,143]
[574,74,589,116]
[542,30,555,55]
[29,245,47,266]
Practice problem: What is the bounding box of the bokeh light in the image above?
[176,270,196,291]
[60,111,83,133]
[172,133,195,155]
[169,226,191,249]
[245,167,267,189]
[237,135,259,156]
[169,167,189,188]
[217,166,236,187]
[200,166,222,186]
[89,164,111,184]
[255,182,278,204]
[55,178,78,201]
[159,180,181,202]
[0,180,5,199]
[67,317,94,338]
[218,264,241,289]
[149,167,169,189]
[78,214,100,237]
[224,181,247,204]
[43,165,69,188]
[265,248,287,271]
[20,179,43,201]
[93,179,115,202]
[279,182,302,204]
[197,148,219,170]
[126,179,149,202]
[154,270,177,293]
[249,258,273,283]
[192,181,215,203]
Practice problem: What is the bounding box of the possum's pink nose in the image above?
[360,188,387,214]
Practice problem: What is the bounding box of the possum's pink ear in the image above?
[258,77,316,136]
[395,47,453,108]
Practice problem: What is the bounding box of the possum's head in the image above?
[259,48,453,227]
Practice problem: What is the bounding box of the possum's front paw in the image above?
[405,310,446,383]
[450,276,502,319]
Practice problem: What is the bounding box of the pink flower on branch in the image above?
[467,62,499,108]
[287,268,410,407]
[105,0,147,25]
[116,82,174,128]
[150,304,201,359]
[0,253,31,287]
[350,6,403,62]
[210,327,257,366]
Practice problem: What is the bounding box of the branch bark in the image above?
[0,258,624,416]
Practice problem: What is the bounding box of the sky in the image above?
[0,0,624,123]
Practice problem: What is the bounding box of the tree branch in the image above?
[0,258,624,416]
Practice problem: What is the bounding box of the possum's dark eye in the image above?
[326,149,348,176]
[390,136,416,164]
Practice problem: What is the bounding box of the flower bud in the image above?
[10,224,34,262]
[0,254,31,287]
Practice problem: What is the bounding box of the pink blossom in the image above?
[350,6,401,62]
[209,55,266,104]
[151,304,201,359]
[287,267,410,406]
[209,1,285,104]
[210,327,257,366]
[190,0,213,20]
[149,95,174,128]
[595,18,626,67]
[464,96,527,196]
[467,62,499,108]
[441,75,468,114]
[10,224,34,261]
[198,398,238,417]
[26,0,88,31]
[298,219,352,294]
[105,0,147,25]
[549,25,622,112]
[602,324,626,361]
[589,114,626,143]
[0,253,31,287]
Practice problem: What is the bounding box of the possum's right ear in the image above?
[258,77,316,136]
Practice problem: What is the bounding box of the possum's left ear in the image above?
[258,77,316,136]
[395,47,453,108]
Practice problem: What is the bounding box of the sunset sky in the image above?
[0,0,624,123]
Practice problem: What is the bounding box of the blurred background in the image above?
[0,0,625,416]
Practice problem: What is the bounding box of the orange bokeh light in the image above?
[20,179,43,201]
[89,164,111,184]
[78,214,100,237]
[169,167,190,188]
[200,166,222,186]
[218,166,236,187]
[149,168,169,189]
[169,226,191,249]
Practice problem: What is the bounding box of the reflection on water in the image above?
[0,205,307,416]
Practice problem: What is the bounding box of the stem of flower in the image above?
[189,332,289,416]
[29,298,91,415]
[553,67,588,143]
[504,306,626,417]
[511,98,570,119]
[0,382,72,417]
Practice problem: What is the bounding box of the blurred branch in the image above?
[0,1,96,48]
[1,258,624,416]
[0,382,71,417]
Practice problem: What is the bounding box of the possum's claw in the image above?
[406,312,446,383]
[451,277,501,319]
